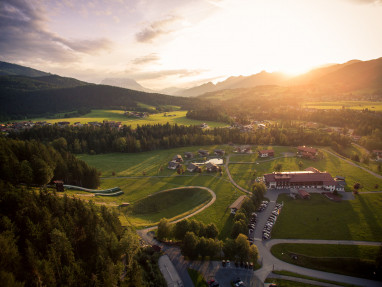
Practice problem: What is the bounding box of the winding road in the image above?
[137,152,382,287]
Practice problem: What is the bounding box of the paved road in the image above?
[323,149,382,180]
[267,273,344,287]
[159,255,183,287]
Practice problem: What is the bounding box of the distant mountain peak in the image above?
[100,77,154,93]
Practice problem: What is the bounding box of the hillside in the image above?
[177,71,289,97]
[0,61,51,77]
[101,77,155,93]
[0,84,197,118]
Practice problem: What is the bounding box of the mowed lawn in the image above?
[78,145,231,177]
[27,109,227,128]
[229,148,382,191]
[272,193,382,241]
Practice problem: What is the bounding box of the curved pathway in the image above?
[225,155,252,195]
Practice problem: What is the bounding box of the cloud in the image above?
[0,0,112,63]
[132,53,160,65]
[135,15,181,43]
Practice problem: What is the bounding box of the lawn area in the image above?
[264,278,321,287]
[303,101,382,111]
[78,145,231,177]
[271,244,382,281]
[25,109,227,128]
[73,147,244,232]
[127,187,212,224]
[229,147,382,191]
[187,269,208,287]
[272,193,382,241]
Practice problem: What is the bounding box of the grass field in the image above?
[187,269,208,287]
[303,101,382,111]
[229,148,382,191]
[264,278,321,287]
[26,109,227,128]
[271,244,381,280]
[272,193,382,241]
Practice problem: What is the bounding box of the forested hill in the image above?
[0,61,51,77]
[0,84,197,119]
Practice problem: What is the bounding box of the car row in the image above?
[248,212,257,244]
[222,260,254,269]
[262,203,283,240]
[256,200,269,212]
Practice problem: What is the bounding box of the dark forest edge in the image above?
[0,183,166,286]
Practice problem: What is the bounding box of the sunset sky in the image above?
[1,0,382,89]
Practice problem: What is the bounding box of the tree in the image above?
[241,198,255,218]
[235,233,250,261]
[234,212,247,224]
[182,232,199,259]
[298,161,304,170]
[173,220,190,240]
[222,238,237,260]
[274,163,283,172]
[19,160,33,185]
[189,219,203,237]
[196,237,209,258]
[31,157,54,186]
[353,182,361,194]
[157,218,172,241]
[248,244,259,263]
[114,137,127,152]
[231,219,247,239]
[52,137,68,151]
[204,223,218,239]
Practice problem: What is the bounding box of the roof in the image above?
[304,167,320,173]
[173,154,182,159]
[298,190,310,198]
[264,171,336,185]
[298,146,317,154]
[168,160,180,167]
[187,163,198,169]
[206,162,218,169]
[229,195,247,210]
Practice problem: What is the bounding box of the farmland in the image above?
[23,109,228,128]
[303,101,382,111]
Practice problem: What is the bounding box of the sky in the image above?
[1,0,382,90]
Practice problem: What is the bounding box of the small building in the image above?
[258,149,274,158]
[172,154,183,163]
[229,195,247,214]
[167,160,181,170]
[214,149,225,156]
[198,150,209,157]
[53,180,64,192]
[184,152,194,159]
[297,146,318,159]
[234,145,252,153]
[205,162,219,172]
[187,163,199,172]
[298,189,310,199]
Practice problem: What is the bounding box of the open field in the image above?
[272,193,382,241]
[24,109,228,128]
[271,244,381,280]
[229,148,382,191]
[78,145,231,177]
[187,269,208,287]
[264,278,321,287]
[303,101,382,111]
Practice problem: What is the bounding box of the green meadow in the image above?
[272,193,382,241]
[26,109,227,128]
[303,101,382,111]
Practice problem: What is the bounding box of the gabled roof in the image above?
[229,195,247,209]
[259,149,274,154]
[206,162,218,169]
[298,146,317,154]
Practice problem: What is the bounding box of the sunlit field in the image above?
[303,101,382,111]
[25,109,228,128]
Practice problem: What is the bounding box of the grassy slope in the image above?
[187,269,208,287]
[273,193,382,241]
[26,109,227,128]
[229,148,382,191]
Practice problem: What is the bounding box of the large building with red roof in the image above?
[263,169,340,191]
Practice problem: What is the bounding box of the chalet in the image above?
[187,163,199,172]
[258,149,274,158]
[205,162,219,172]
[297,146,318,159]
[184,152,194,159]
[372,150,382,161]
[214,149,225,156]
[198,150,209,157]
[172,154,183,163]
[297,189,310,199]
[264,170,339,191]
[53,180,64,192]
[334,176,346,191]
[167,160,181,170]
[229,195,247,214]
[200,123,208,129]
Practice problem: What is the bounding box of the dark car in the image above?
[207,279,220,287]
